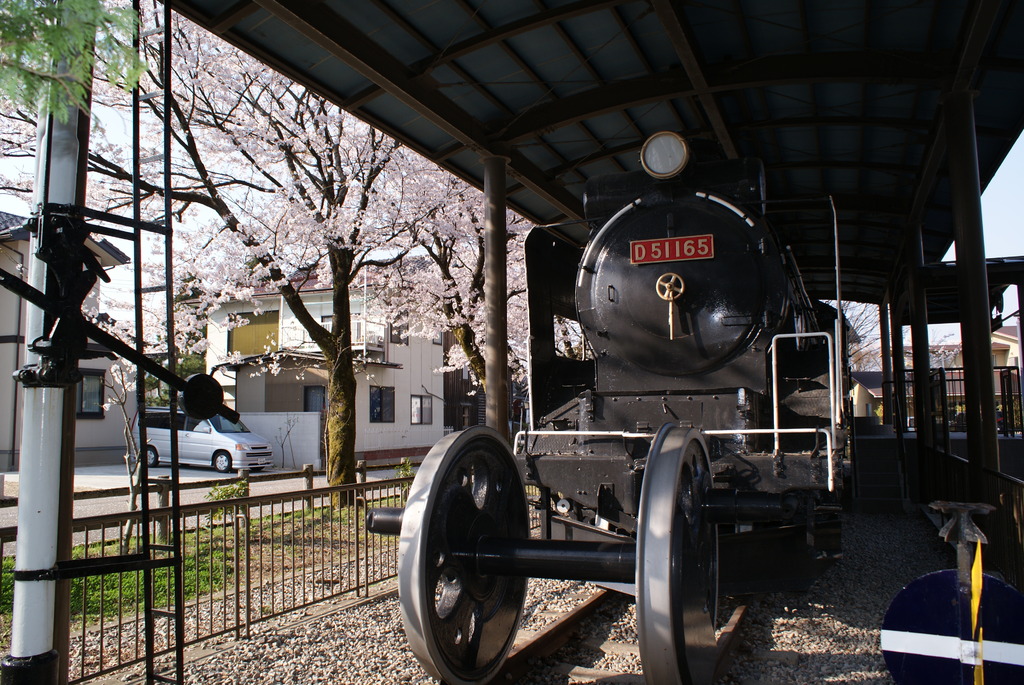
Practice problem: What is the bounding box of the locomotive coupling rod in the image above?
[466,538,636,584]
[703,490,799,524]
[366,507,404,536]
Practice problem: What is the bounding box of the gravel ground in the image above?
[115,511,954,684]
[719,511,954,684]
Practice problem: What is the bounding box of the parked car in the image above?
[138,408,274,472]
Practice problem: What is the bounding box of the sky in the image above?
[2,128,1024,338]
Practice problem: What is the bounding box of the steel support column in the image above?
[483,155,509,440]
[1017,283,1023,385]
[889,291,915,501]
[890,294,907,426]
[908,225,934,501]
[945,90,999,499]
[880,301,893,425]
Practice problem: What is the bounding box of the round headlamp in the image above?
[640,131,690,179]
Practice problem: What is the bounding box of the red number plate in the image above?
[629,234,714,264]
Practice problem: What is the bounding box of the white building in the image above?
[0,211,133,470]
[205,282,445,466]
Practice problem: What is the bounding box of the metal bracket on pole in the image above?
[930,499,995,587]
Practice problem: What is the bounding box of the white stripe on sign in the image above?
[881,629,1024,667]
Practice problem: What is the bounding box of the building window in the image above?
[76,370,105,419]
[369,386,395,423]
[390,322,408,345]
[304,385,326,413]
[411,395,433,425]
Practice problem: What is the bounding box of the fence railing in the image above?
[897,366,1023,437]
[982,468,1024,590]
[905,363,1024,590]
[920,448,1024,590]
[0,476,412,683]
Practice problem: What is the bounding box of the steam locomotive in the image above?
[370,131,846,685]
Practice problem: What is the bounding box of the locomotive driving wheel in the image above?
[398,426,529,685]
[637,425,718,685]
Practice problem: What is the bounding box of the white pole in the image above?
[3,96,82,681]
[9,387,64,658]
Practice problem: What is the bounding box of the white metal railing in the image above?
[770,331,837,437]
[515,430,655,454]
[517,332,841,492]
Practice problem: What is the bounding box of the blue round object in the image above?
[882,569,1024,684]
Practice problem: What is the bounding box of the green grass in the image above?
[0,529,234,625]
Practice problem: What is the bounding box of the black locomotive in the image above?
[370,132,846,685]
[522,132,843,561]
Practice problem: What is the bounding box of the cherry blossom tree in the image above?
[87,18,463,484]
[2,11,532,484]
[384,179,530,388]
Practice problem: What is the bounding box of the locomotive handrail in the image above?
[767,330,839,493]
[515,429,656,454]
[769,331,838,433]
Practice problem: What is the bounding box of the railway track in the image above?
[500,587,748,684]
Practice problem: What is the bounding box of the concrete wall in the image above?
[239,411,323,469]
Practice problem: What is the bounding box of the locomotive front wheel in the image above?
[398,426,529,685]
[637,425,718,685]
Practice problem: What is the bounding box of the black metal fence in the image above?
[0,477,411,683]
[900,364,1024,589]
[919,450,1024,590]
[899,366,1023,437]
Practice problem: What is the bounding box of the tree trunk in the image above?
[321,248,359,485]
[325,349,358,484]
[453,322,487,391]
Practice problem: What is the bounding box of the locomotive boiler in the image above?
[369,131,846,685]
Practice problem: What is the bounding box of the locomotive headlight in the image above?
[640,131,690,179]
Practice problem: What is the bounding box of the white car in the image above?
[138,408,274,472]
